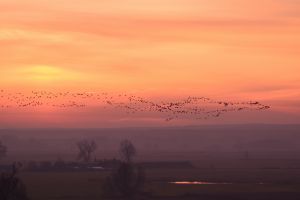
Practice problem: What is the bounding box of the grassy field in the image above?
[19,164,300,200]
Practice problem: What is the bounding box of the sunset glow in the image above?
[22,66,70,81]
[0,0,299,127]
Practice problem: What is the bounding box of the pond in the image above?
[169,181,265,185]
[169,181,232,185]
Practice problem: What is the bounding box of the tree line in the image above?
[0,139,145,199]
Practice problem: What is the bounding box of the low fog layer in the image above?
[0,124,299,163]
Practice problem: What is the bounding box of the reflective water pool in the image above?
[169,181,232,185]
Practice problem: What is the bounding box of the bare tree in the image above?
[120,139,136,163]
[0,163,30,200]
[104,140,145,199]
[104,162,145,199]
[76,140,97,163]
[0,140,7,160]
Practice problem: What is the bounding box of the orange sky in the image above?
[0,0,299,127]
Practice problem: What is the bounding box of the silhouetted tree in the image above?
[120,139,136,163]
[0,163,30,200]
[76,139,97,163]
[0,140,7,160]
[103,140,145,199]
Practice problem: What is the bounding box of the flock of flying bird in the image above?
[0,89,270,121]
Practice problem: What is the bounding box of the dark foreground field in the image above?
[2,125,300,199]
[20,164,300,200]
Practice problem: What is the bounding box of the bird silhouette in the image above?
[0,89,270,121]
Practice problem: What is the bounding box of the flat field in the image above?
[20,159,300,200]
